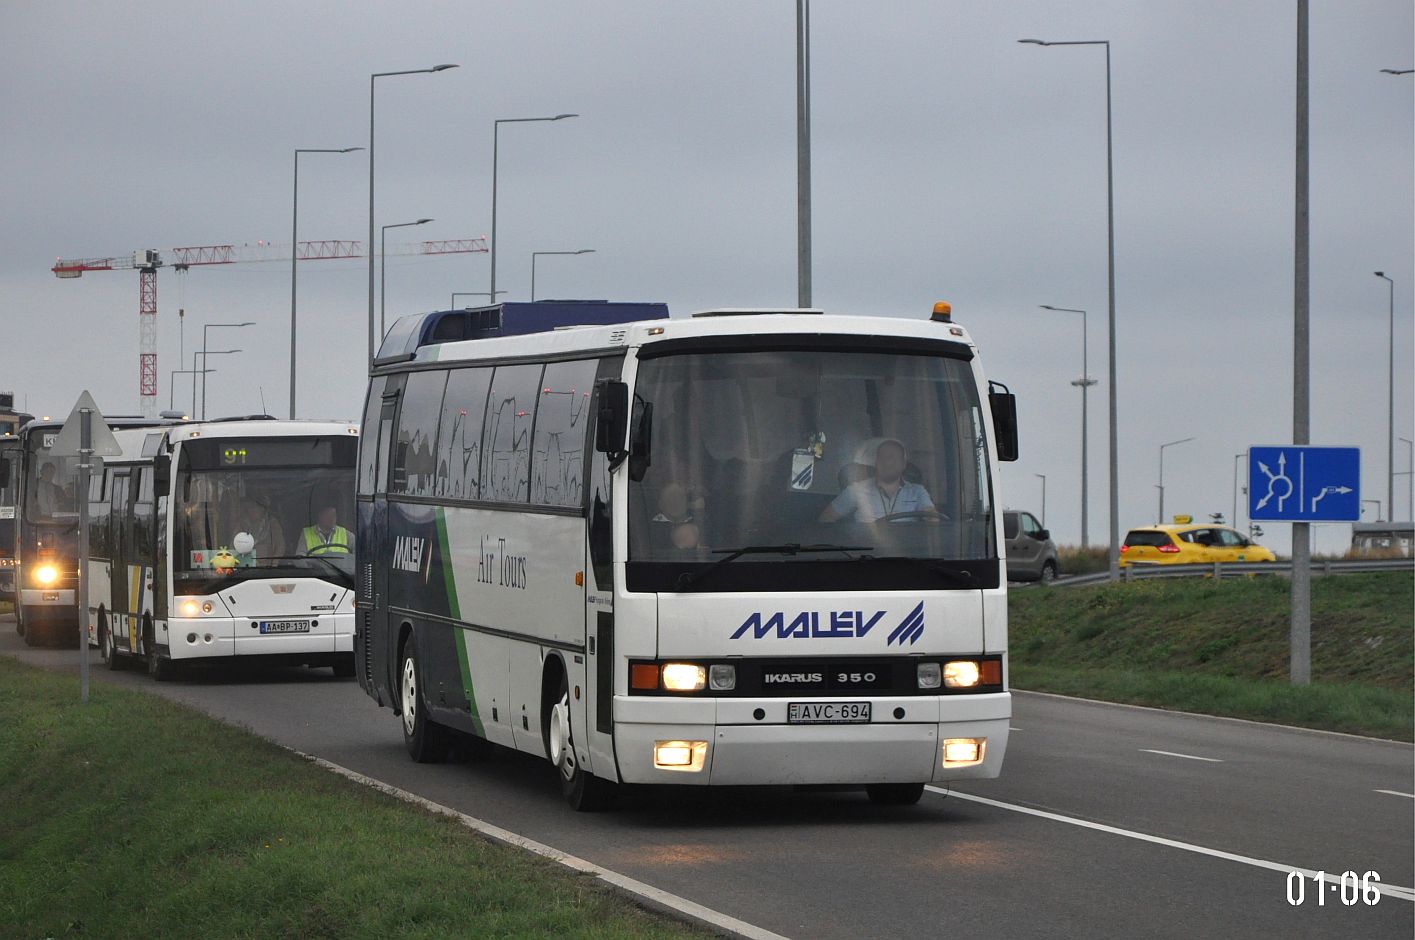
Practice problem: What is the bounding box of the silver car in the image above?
[1004,510,1059,582]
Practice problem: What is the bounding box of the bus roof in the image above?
[383,309,977,370]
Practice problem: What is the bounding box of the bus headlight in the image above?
[917,662,942,689]
[660,663,707,692]
[708,664,736,691]
[943,660,981,688]
[942,738,986,767]
[33,564,59,586]
[179,599,215,617]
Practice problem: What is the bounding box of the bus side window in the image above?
[481,364,543,504]
[358,376,387,496]
[532,359,599,510]
[586,357,623,588]
[392,370,447,498]
[438,367,493,500]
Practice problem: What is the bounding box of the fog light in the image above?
[943,660,981,689]
[943,737,985,768]
[917,662,941,689]
[203,633,213,643]
[654,740,708,771]
[34,564,59,586]
[186,633,197,644]
[709,664,736,691]
[660,663,706,692]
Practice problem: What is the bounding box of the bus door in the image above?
[108,472,137,652]
[371,385,401,693]
[583,360,623,777]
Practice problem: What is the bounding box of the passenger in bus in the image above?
[818,439,938,524]
[651,480,706,552]
[233,498,287,563]
[35,463,66,516]
[298,501,353,557]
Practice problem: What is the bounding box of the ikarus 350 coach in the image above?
[357,300,1019,810]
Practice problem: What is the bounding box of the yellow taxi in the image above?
[1120,517,1277,566]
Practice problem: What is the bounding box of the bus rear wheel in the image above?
[548,672,616,812]
[866,782,925,806]
[399,643,451,763]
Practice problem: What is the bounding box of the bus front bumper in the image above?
[612,692,1010,786]
[167,613,354,661]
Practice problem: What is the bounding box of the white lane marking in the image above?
[1374,789,1415,799]
[927,787,1415,903]
[299,753,791,940]
[1009,726,1021,731]
[1139,748,1224,763]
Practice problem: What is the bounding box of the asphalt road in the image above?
[5,619,1412,939]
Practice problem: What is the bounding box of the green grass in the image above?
[1009,572,1414,740]
[0,657,705,940]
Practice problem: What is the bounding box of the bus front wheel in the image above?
[399,643,451,763]
[99,611,123,671]
[548,672,616,812]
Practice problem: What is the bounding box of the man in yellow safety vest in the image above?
[300,501,353,557]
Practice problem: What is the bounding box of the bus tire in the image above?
[548,671,616,812]
[332,653,356,679]
[399,643,451,763]
[145,623,176,682]
[99,610,122,671]
[866,782,925,806]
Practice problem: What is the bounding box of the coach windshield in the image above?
[626,345,997,592]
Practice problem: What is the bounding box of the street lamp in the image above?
[1380,68,1414,75]
[1036,473,1047,528]
[451,290,506,308]
[169,367,213,412]
[1040,304,1096,546]
[201,322,253,420]
[381,218,433,338]
[368,63,458,369]
[1020,37,1119,579]
[197,350,242,420]
[1233,452,1248,533]
[1157,436,1195,523]
[531,249,594,301]
[490,114,578,308]
[1374,272,1396,522]
[291,147,361,420]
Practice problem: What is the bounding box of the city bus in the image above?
[14,414,170,645]
[86,418,360,678]
[1,433,21,602]
[357,301,1018,810]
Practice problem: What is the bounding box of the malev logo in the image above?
[393,536,428,574]
[730,602,925,646]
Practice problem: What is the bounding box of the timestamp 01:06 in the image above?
[1286,871,1382,906]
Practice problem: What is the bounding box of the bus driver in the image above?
[299,501,353,557]
[818,439,938,524]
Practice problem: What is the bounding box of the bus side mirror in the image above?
[989,382,1019,462]
[628,400,653,482]
[594,380,629,459]
[153,454,170,494]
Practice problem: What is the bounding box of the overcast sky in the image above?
[4,1,1411,554]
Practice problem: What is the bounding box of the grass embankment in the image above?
[0,658,704,940]
[1009,572,1414,741]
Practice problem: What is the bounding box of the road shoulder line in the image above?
[929,787,1415,902]
[296,750,791,940]
[1012,688,1413,746]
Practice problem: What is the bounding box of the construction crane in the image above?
[52,237,488,415]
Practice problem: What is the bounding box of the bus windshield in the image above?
[628,347,995,572]
[174,437,357,587]
[24,433,82,523]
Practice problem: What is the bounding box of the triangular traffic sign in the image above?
[49,390,124,458]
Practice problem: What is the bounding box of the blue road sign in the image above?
[1248,446,1360,522]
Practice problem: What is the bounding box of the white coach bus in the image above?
[87,418,359,679]
[358,301,1018,809]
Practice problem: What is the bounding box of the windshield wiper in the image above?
[854,555,977,588]
[674,543,872,592]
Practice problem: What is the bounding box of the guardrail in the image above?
[1028,556,1414,588]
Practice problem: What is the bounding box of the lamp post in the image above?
[531,249,594,301]
[796,0,812,307]
[451,290,506,308]
[1040,304,1095,546]
[368,64,458,369]
[1020,37,1119,580]
[1379,68,1414,75]
[292,147,361,420]
[1158,436,1195,523]
[200,322,253,420]
[1233,452,1248,533]
[490,114,578,310]
[197,350,242,420]
[1374,272,1395,521]
[381,218,432,338]
[1400,437,1414,521]
[1036,473,1047,528]
[169,367,213,412]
